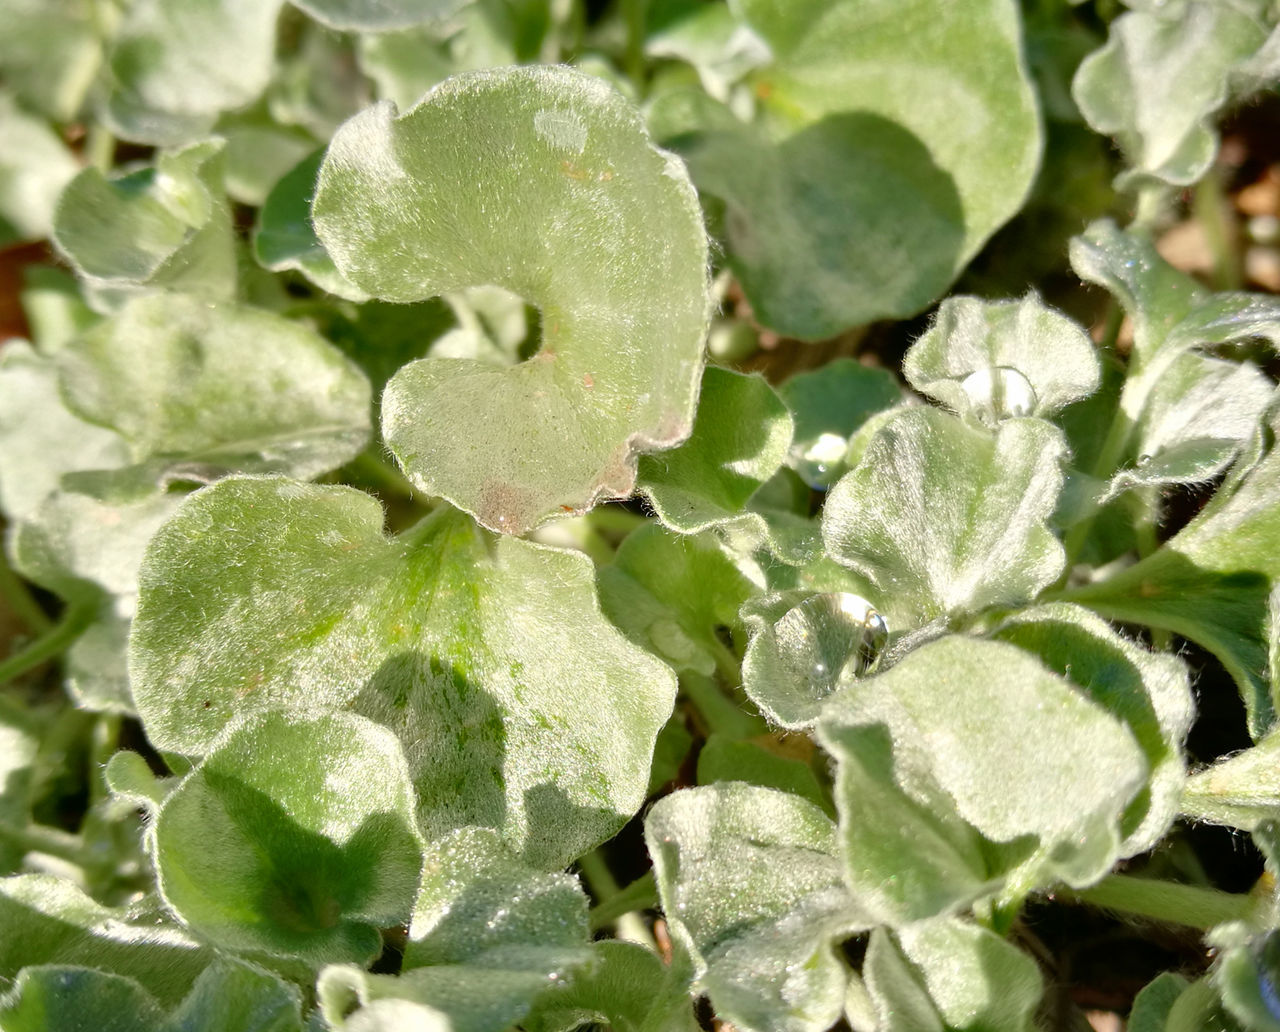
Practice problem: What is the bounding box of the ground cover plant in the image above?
[4,0,1280,1028]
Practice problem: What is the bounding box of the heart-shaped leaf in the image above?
[130,477,677,868]
[312,66,710,534]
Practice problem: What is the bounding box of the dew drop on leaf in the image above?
[771,592,888,699]
[790,431,848,490]
[961,365,1037,425]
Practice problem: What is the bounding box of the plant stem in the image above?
[622,0,649,89]
[0,601,95,686]
[680,671,764,740]
[589,870,657,931]
[578,848,655,947]
[89,715,122,808]
[1193,165,1242,291]
[0,821,85,865]
[0,557,52,634]
[1054,873,1254,930]
[347,451,422,503]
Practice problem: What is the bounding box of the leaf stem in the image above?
[0,821,85,865]
[680,671,764,740]
[0,601,95,686]
[0,556,52,634]
[577,848,655,947]
[1053,872,1254,930]
[588,869,657,931]
[1193,165,1242,292]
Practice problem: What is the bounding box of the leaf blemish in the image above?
[534,108,587,154]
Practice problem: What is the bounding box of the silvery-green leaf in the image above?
[696,734,833,817]
[0,0,100,121]
[18,267,98,355]
[637,367,792,536]
[822,407,1067,631]
[218,113,317,207]
[292,0,467,30]
[861,919,1042,1032]
[105,0,285,146]
[0,875,213,1006]
[130,477,676,868]
[645,3,770,102]
[645,782,867,1032]
[0,700,39,873]
[992,602,1193,854]
[57,293,371,481]
[1073,0,1274,187]
[405,826,587,970]
[254,150,370,301]
[0,966,168,1032]
[1182,728,1280,830]
[651,0,1039,338]
[356,24,457,111]
[1214,927,1280,1032]
[0,96,79,245]
[1128,972,1193,1032]
[903,294,1100,423]
[816,636,1147,925]
[169,958,305,1032]
[777,359,902,490]
[597,524,759,677]
[52,140,236,300]
[152,709,425,964]
[313,66,710,534]
[0,343,128,522]
[268,19,372,140]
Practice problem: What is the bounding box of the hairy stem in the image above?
[0,601,95,686]
[0,557,52,634]
[1054,873,1254,930]
[588,870,657,931]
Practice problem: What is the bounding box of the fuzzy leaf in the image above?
[1127,973,1192,1032]
[52,140,236,299]
[1182,728,1280,830]
[861,919,1042,1032]
[292,0,467,30]
[992,603,1193,854]
[822,407,1067,630]
[637,367,792,536]
[903,294,1100,422]
[168,959,305,1032]
[57,293,371,481]
[651,0,1039,338]
[130,477,677,868]
[1073,0,1274,187]
[0,95,79,245]
[696,734,833,817]
[645,782,866,1032]
[105,0,284,145]
[816,636,1147,925]
[313,66,710,534]
[152,709,424,964]
[0,0,100,121]
[0,966,168,1032]
[0,701,40,873]
[597,524,759,677]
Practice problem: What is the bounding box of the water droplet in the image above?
[1136,453,1153,467]
[960,366,1037,426]
[789,432,849,490]
[772,592,888,698]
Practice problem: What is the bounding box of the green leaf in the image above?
[57,293,371,481]
[52,141,236,300]
[1128,972,1193,1032]
[313,65,710,534]
[1213,926,1280,1032]
[169,958,305,1032]
[651,0,1040,338]
[356,23,458,111]
[105,0,285,146]
[991,602,1193,854]
[637,367,792,537]
[645,782,866,1032]
[218,111,318,207]
[696,733,833,817]
[822,407,1067,631]
[816,636,1147,925]
[254,149,370,301]
[1182,728,1280,831]
[1073,0,1274,187]
[0,95,79,245]
[292,0,467,30]
[645,2,770,101]
[597,523,759,677]
[776,359,902,490]
[0,0,100,121]
[0,700,40,873]
[130,477,677,868]
[521,939,701,1032]
[0,875,213,1006]
[902,294,1100,424]
[0,966,168,1032]
[861,918,1042,1032]
[405,826,588,970]
[0,343,128,522]
[152,708,424,964]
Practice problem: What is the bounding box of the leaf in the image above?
[0,700,40,873]
[0,966,168,1032]
[1072,0,1274,187]
[218,111,318,207]
[991,602,1193,854]
[105,0,285,146]
[313,65,710,534]
[0,0,99,121]
[821,407,1067,631]
[816,636,1148,925]
[1128,972,1192,1032]
[596,523,759,677]
[0,95,80,245]
[52,140,236,299]
[861,918,1042,1032]
[152,708,424,964]
[130,477,677,868]
[292,0,468,31]
[650,0,1040,338]
[0,875,213,1007]
[57,293,371,481]
[0,343,128,522]
[696,734,833,817]
[902,294,1100,423]
[253,149,370,301]
[644,3,770,101]
[1182,728,1280,831]
[777,359,902,490]
[637,367,793,537]
[168,958,305,1032]
[645,782,867,1032]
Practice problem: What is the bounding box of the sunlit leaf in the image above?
[0,96,79,245]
